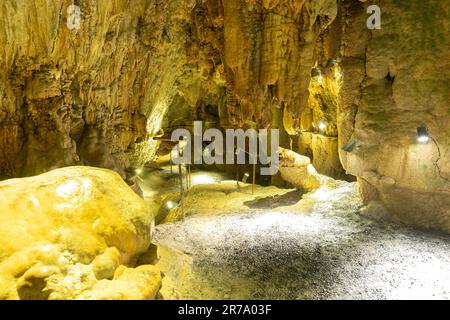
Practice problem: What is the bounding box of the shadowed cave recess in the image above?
[0,0,449,300]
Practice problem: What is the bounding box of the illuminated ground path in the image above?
[141,167,450,300]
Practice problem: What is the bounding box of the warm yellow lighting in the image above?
[242,173,250,183]
[54,178,93,210]
[166,200,177,210]
[418,136,430,143]
[318,121,327,131]
[318,75,324,85]
[307,164,319,176]
[135,168,143,175]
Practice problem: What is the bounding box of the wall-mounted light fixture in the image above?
[417,126,430,143]
[415,126,450,183]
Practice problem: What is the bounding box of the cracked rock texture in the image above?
[0,167,160,300]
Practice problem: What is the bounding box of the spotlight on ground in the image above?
[135,168,143,175]
[417,126,430,143]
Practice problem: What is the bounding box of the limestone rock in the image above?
[0,167,160,300]
[380,176,396,187]
[278,148,323,191]
[0,0,200,178]
[76,265,161,300]
[0,0,341,178]
[278,147,311,167]
[279,165,323,192]
[0,0,449,233]
[335,0,450,231]
[221,0,338,130]
[298,133,351,180]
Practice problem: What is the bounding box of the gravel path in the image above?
[153,181,450,300]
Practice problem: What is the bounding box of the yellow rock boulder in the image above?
[278,147,326,191]
[0,166,160,300]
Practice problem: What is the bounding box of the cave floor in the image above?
[142,166,450,300]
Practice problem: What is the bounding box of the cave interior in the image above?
[0,0,449,300]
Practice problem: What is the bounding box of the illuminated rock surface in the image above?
[154,180,450,299]
[0,167,160,300]
[335,1,450,232]
[0,0,339,175]
[0,0,449,243]
[278,147,324,192]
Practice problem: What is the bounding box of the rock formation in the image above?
[0,167,160,300]
[335,0,450,230]
[0,0,449,233]
[0,0,198,178]
[278,147,324,191]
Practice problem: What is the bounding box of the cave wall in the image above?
[297,26,348,180]
[220,0,337,131]
[0,0,449,231]
[0,0,337,176]
[0,0,202,179]
[337,0,450,230]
